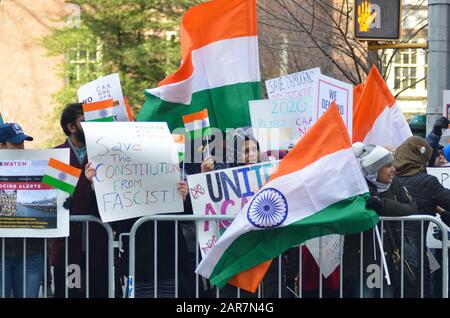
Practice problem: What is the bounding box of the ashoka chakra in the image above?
[247,188,288,228]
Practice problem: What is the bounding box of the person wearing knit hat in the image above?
[343,142,417,298]
[352,142,395,194]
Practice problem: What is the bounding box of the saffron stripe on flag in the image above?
[180,0,257,59]
[48,158,81,178]
[182,109,209,124]
[82,99,115,112]
[41,175,77,194]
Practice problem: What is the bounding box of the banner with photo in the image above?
[82,122,184,222]
[187,161,280,257]
[0,149,70,237]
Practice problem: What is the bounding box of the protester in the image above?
[343,142,417,298]
[394,136,450,297]
[426,116,449,167]
[0,123,44,298]
[50,103,109,298]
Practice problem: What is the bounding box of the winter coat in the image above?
[343,177,417,284]
[49,140,108,268]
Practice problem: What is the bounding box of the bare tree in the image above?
[258,0,428,96]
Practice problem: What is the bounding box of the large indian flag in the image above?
[353,66,412,148]
[136,0,261,131]
[195,104,379,291]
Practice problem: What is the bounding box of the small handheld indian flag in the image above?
[182,109,210,139]
[41,158,81,194]
[83,99,115,122]
[172,134,185,162]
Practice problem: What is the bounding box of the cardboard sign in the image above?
[82,122,184,222]
[187,161,280,257]
[78,73,129,122]
[249,97,314,152]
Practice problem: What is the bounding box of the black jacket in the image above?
[343,177,417,283]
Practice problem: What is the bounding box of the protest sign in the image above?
[265,68,320,100]
[78,73,129,122]
[187,161,279,257]
[316,74,353,138]
[426,167,450,248]
[82,122,184,222]
[0,149,70,237]
[305,235,342,278]
[249,97,314,152]
[264,69,353,142]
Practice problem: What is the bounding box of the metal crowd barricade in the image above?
[125,214,449,299]
[0,215,114,298]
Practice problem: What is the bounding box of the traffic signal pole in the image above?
[427,0,450,135]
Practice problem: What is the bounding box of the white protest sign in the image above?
[249,97,314,152]
[444,90,450,119]
[426,167,450,249]
[265,68,320,100]
[0,149,70,237]
[82,122,184,222]
[305,235,342,278]
[78,73,129,121]
[316,74,353,139]
[265,69,353,141]
[187,161,280,257]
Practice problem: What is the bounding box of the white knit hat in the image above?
[352,142,394,175]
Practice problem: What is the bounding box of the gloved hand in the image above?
[366,195,383,212]
[432,116,450,137]
[63,196,73,210]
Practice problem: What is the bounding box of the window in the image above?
[66,44,99,85]
[391,48,418,90]
[394,67,417,89]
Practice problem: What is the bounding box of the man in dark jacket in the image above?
[344,142,417,298]
[51,103,108,298]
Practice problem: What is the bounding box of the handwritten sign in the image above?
[316,74,353,138]
[82,122,184,222]
[78,73,129,122]
[305,235,342,278]
[249,97,314,152]
[265,68,320,100]
[265,69,353,141]
[426,168,450,249]
[187,161,279,257]
[0,149,70,237]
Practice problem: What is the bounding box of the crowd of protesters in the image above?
[2,102,450,298]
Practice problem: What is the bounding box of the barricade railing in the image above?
[0,215,114,298]
[124,214,449,299]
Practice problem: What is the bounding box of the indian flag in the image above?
[173,134,185,162]
[41,158,81,195]
[137,0,261,131]
[83,99,115,122]
[195,104,379,292]
[182,109,210,139]
[353,66,412,148]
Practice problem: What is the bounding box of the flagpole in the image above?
[374,225,391,286]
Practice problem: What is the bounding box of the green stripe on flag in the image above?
[0,113,3,125]
[208,193,378,288]
[42,175,76,194]
[137,81,262,131]
[89,116,114,122]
